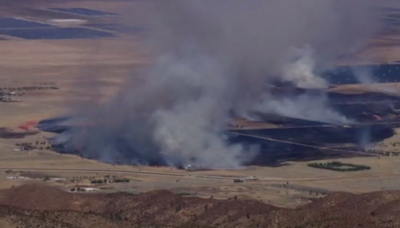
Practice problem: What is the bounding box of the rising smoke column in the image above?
[61,0,382,168]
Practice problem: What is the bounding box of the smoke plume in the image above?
[59,0,382,168]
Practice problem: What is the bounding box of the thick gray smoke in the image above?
[60,0,382,168]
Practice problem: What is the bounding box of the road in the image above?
[3,165,400,183]
[0,167,244,180]
[231,132,378,156]
[230,120,400,130]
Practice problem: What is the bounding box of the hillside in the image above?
[0,184,399,227]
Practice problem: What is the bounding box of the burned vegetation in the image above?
[230,89,400,166]
[36,67,400,168]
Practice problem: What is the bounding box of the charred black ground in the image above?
[37,64,400,167]
[322,64,400,84]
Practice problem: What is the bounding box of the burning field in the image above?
[37,77,400,168]
[6,0,400,227]
[31,0,400,170]
[16,0,400,169]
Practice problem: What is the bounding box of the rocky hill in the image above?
[0,184,400,227]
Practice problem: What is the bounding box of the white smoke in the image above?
[253,93,354,124]
[62,0,382,168]
[353,67,376,85]
[149,54,253,168]
[283,47,328,89]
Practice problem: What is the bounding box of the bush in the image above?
[233,179,244,183]
[114,178,130,183]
